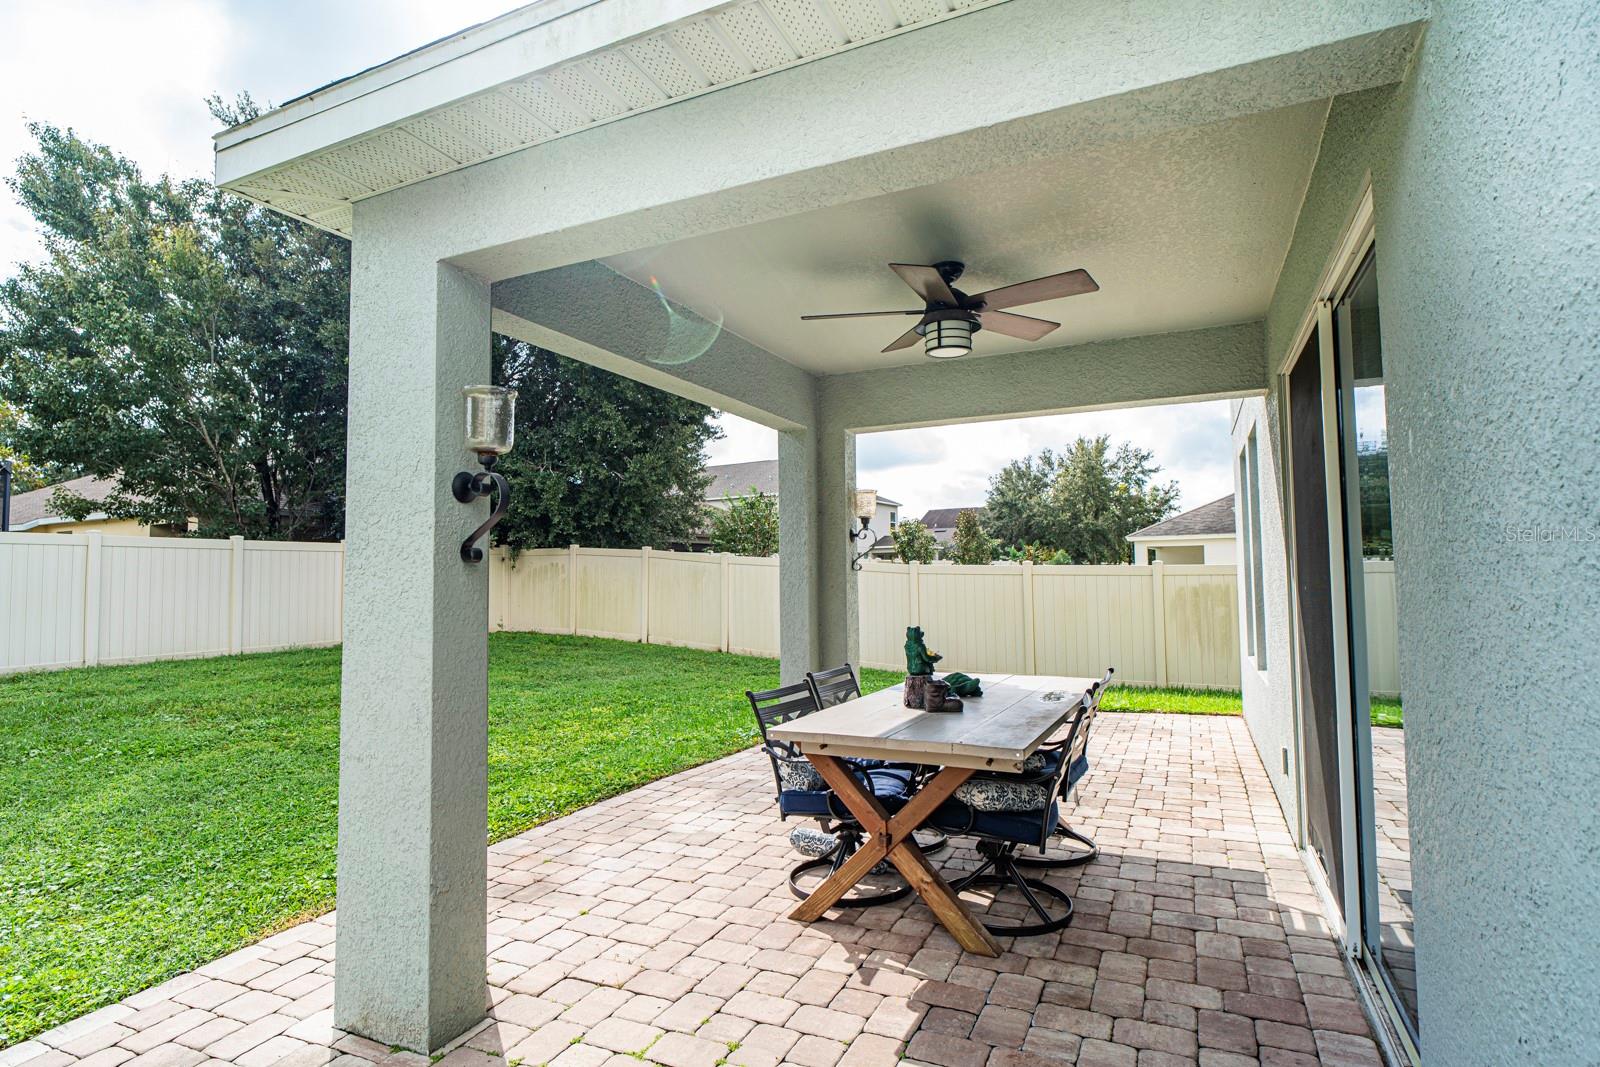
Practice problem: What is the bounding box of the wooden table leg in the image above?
[788,756,1003,957]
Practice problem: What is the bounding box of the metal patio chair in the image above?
[1014,666,1114,869]
[926,692,1090,936]
[747,679,917,907]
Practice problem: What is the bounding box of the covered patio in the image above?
[23,713,1384,1067]
[199,1,1599,1064]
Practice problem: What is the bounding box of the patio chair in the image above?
[927,693,1090,936]
[747,680,919,907]
[804,663,949,856]
[1014,666,1115,870]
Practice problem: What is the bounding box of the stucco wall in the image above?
[1231,396,1299,831]
[1262,4,1600,1060]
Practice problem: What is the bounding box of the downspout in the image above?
[1,458,11,531]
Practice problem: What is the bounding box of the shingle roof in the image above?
[705,460,779,500]
[919,506,985,531]
[7,474,126,529]
[1126,495,1235,540]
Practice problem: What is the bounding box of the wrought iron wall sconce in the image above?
[454,385,516,563]
[850,489,877,571]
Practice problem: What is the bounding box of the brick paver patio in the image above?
[6,714,1384,1067]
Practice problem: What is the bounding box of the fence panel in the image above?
[94,537,232,664]
[858,562,912,670]
[496,548,570,633]
[0,533,87,672]
[726,556,779,656]
[575,548,645,641]
[1032,566,1161,683]
[648,550,723,651]
[1363,560,1400,697]
[916,565,1030,675]
[1160,565,1241,689]
[241,541,344,653]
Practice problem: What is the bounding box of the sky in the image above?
[0,0,1235,521]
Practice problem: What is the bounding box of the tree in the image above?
[0,105,350,539]
[984,435,1179,563]
[948,508,997,565]
[708,489,778,556]
[490,338,717,551]
[890,519,937,564]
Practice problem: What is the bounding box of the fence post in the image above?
[568,544,580,634]
[83,532,103,668]
[908,560,921,625]
[639,546,652,644]
[1020,561,1036,674]
[1150,560,1168,687]
[720,552,732,653]
[228,535,245,655]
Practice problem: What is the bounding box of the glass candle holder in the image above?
[463,385,517,456]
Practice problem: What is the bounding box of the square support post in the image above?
[777,422,858,683]
[336,253,492,1052]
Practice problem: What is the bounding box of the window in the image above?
[1240,429,1268,669]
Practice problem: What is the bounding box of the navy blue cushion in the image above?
[779,766,913,819]
[1067,752,1090,788]
[930,797,1058,848]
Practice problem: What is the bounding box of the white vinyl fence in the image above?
[0,531,343,673]
[1,534,1401,693]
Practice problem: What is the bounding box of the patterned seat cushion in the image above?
[954,776,1053,812]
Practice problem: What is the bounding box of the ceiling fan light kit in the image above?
[801,259,1098,360]
[923,315,974,358]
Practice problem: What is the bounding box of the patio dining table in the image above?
[767,673,1095,956]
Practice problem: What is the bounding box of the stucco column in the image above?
[777,424,859,682]
[336,252,491,1052]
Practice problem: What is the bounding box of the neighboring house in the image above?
[870,506,985,560]
[1126,494,1236,565]
[4,475,180,536]
[696,459,901,550]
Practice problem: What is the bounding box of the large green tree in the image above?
[985,435,1179,563]
[0,104,350,539]
[490,338,716,551]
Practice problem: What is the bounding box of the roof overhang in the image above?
[213,0,1011,236]
[1125,532,1237,544]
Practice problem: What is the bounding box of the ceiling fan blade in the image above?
[972,268,1098,310]
[977,309,1060,341]
[881,325,923,352]
[889,263,959,306]
[800,309,925,320]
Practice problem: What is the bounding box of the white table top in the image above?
[768,674,1094,772]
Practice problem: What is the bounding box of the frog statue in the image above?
[904,626,942,677]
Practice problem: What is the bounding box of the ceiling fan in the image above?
[801,260,1098,359]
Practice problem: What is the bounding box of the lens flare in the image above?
[645,274,724,366]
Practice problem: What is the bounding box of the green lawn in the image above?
[0,636,1395,1047]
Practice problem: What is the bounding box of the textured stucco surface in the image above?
[1230,397,1299,832]
[820,321,1265,433]
[492,265,816,431]
[337,241,491,1051]
[363,0,1423,283]
[1261,5,1600,1060]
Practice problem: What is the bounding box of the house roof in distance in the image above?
[705,460,899,506]
[919,507,986,530]
[7,474,125,529]
[1127,495,1235,540]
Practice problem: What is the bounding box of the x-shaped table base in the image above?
[787,754,1002,957]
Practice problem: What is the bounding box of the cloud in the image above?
[710,401,1234,524]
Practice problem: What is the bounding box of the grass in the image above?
[0,635,1396,1046]
[0,634,903,1048]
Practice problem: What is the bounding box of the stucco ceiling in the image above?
[602,99,1330,375]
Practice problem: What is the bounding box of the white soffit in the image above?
[218,0,1010,237]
